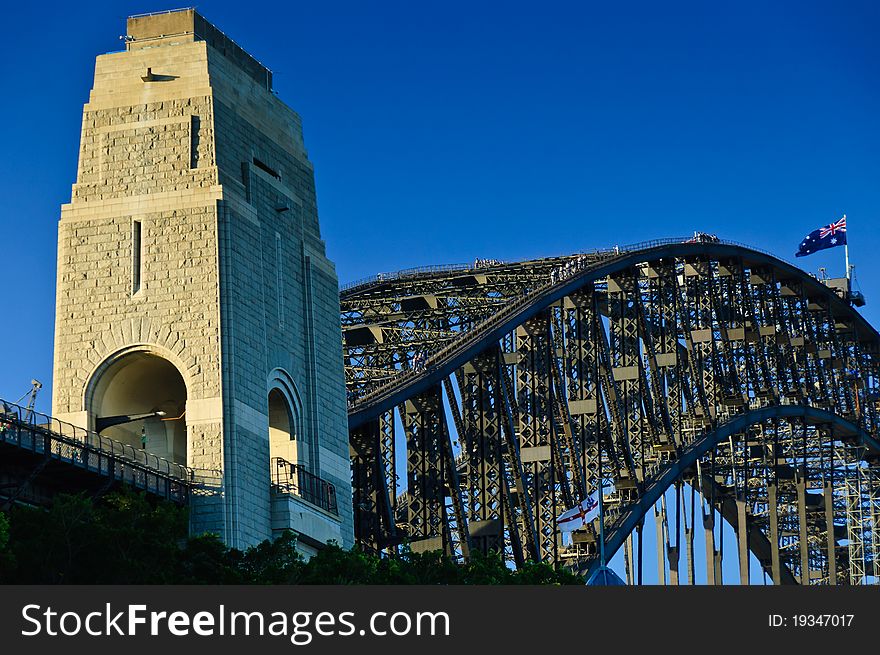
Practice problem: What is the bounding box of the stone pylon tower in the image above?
[52,9,353,551]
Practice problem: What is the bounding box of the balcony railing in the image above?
[271,457,338,515]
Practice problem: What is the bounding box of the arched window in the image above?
[269,388,297,464]
[86,348,188,464]
[267,369,305,468]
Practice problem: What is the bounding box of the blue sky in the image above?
[2,0,878,408]
[0,1,876,581]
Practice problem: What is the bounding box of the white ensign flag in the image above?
[556,495,600,532]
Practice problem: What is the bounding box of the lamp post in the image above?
[95,410,167,434]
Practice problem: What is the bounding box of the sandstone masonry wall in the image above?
[53,12,353,549]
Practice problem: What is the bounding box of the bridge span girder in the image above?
[343,241,880,584]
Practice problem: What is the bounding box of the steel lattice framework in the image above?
[343,238,880,584]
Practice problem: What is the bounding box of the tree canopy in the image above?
[0,491,582,585]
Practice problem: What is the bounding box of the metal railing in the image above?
[128,8,196,19]
[271,457,338,515]
[0,398,195,503]
[341,263,479,294]
[340,235,801,298]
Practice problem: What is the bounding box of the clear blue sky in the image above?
[2,0,877,409]
[0,1,876,582]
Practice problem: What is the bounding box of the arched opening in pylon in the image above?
[269,387,298,465]
[87,350,188,464]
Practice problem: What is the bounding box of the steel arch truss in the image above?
[343,242,880,584]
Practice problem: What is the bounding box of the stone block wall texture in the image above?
[52,9,353,549]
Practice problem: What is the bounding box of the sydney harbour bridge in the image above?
[342,237,879,585]
[3,8,873,588]
[2,236,878,585]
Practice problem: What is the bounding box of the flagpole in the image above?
[598,455,606,567]
[844,214,850,282]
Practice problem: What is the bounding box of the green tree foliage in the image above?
[0,511,8,550]
[0,492,582,585]
[6,490,187,583]
[294,544,581,584]
[0,511,13,578]
[175,533,246,584]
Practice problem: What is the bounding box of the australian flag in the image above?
[795,216,847,257]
